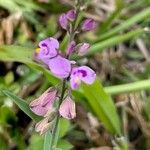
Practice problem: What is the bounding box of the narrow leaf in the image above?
[98,7,150,40]
[82,80,121,135]
[0,45,33,63]
[2,90,42,122]
[88,29,143,56]
[104,79,150,95]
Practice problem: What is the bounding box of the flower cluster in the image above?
[30,88,75,134]
[30,9,97,134]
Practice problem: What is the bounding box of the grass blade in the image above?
[97,7,150,41]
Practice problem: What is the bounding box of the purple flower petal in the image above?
[59,96,76,119]
[81,18,97,31]
[66,10,76,21]
[48,55,71,79]
[70,74,81,89]
[78,43,90,56]
[59,14,68,30]
[38,37,59,57]
[78,66,96,84]
[70,66,96,89]
[29,88,57,116]
[35,37,59,65]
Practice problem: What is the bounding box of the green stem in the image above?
[104,79,150,95]
[49,4,82,150]
[50,80,66,150]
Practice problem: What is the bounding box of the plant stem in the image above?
[50,79,66,150]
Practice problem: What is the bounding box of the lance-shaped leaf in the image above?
[2,90,42,122]
[81,79,121,135]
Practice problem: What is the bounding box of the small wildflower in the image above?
[59,96,76,119]
[35,37,59,65]
[70,66,96,89]
[29,88,57,116]
[81,18,97,31]
[48,55,71,79]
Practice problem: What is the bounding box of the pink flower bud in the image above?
[35,117,54,135]
[59,96,76,119]
[78,43,90,56]
[29,88,57,116]
[81,18,97,31]
[59,14,68,30]
[66,10,76,21]
[66,41,76,55]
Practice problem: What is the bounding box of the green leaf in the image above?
[59,118,70,138]
[98,7,150,40]
[57,140,73,150]
[82,79,121,135]
[104,79,150,95]
[88,29,143,56]
[2,90,42,122]
[44,130,52,150]
[0,45,33,63]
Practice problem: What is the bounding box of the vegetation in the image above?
[0,0,150,149]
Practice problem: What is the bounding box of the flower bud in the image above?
[78,43,90,56]
[29,88,57,116]
[66,10,76,21]
[66,41,76,55]
[35,117,54,135]
[81,18,97,31]
[59,14,68,30]
[59,96,76,119]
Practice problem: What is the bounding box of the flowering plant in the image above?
[29,2,97,149]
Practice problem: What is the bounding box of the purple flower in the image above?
[48,55,71,79]
[81,18,97,31]
[29,88,57,116]
[66,41,76,55]
[59,96,76,119]
[66,10,76,21]
[59,14,68,30]
[35,37,59,65]
[70,66,96,89]
[78,43,90,56]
